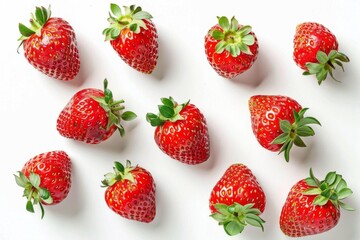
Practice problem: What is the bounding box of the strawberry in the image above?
[56,79,136,144]
[101,160,156,223]
[204,16,259,79]
[209,163,266,236]
[248,95,321,162]
[293,22,350,84]
[14,151,72,219]
[146,97,210,165]
[280,168,354,237]
[18,6,80,81]
[103,4,158,74]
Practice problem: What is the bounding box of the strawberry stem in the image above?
[92,79,137,137]
[211,202,265,236]
[14,171,53,219]
[272,108,321,162]
[303,168,354,211]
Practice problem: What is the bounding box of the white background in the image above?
[1,0,359,239]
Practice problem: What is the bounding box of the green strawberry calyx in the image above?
[303,168,354,211]
[272,108,321,162]
[14,171,53,219]
[101,160,136,187]
[303,50,350,85]
[211,202,265,236]
[146,97,189,127]
[18,5,51,47]
[211,16,255,57]
[103,4,153,41]
[92,79,137,137]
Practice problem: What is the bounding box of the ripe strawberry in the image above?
[293,22,350,84]
[204,16,259,79]
[249,95,321,161]
[14,151,72,219]
[103,4,158,74]
[18,6,80,81]
[280,168,354,237]
[146,97,210,165]
[209,163,266,236]
[101,160,156,223]
[57,79,136,144]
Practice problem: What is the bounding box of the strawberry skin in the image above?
[104,4,158,74]
[19,6,80,81]
[205,16,258,79]
[57,79,136,144]
[280,169,354,237]
[146,97,210,165]
[249,95,321,161]
[102,161,156,223]
[209,163,266,236]
[14,151,72,218]
[293,22,349,84]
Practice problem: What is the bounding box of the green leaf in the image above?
[151,118,165,127]
[242,34,255,45]
[18,23,35,37]
[111,28,121,39]
[238,43,252,55]
[230,17,238,31]
[29,173,40,189]
[212,30,224,40]
[316,69,328,84]
[313,195,329,206]
[210,213,227,222]
[297,117,321,127]
[35,7,45,25]
[14,174,27,187]
[224,221,244,236]
[296,126,315,136]
[336,179,347,192]
[218,16,230,31]
[306,62,323,74]
[303,187,322,195]
[294,136,306,147]
[114,161,125,173]
[325,172,337,185]
[161,98,174,108]
[339,201,355,211]
[215,41,227,54]
[39,188,50,200]
[272,133,289,144]
[159,105,174,118]
[133,11,153,20]
[305,177,318,187]
[110,3,122,17]
[316,51,329,64]
[121,111,137,121]
[26,200,35,213]
[238,25,252,36]
[285,141,293,162]
[279,120,292,133]
[213,203,230,215]
[338,188,353,200]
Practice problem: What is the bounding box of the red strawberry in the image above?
[18,6,80,81]
[103,4,158,74]
[101,160,156,223]
[293,22,349,84]
[146,97,210,165]
[280,168,354,237]
[204,16,259,79]
[248,95,321,161]
[56,79,136,144]
[14,151,72,218]
[209,163,266,236]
